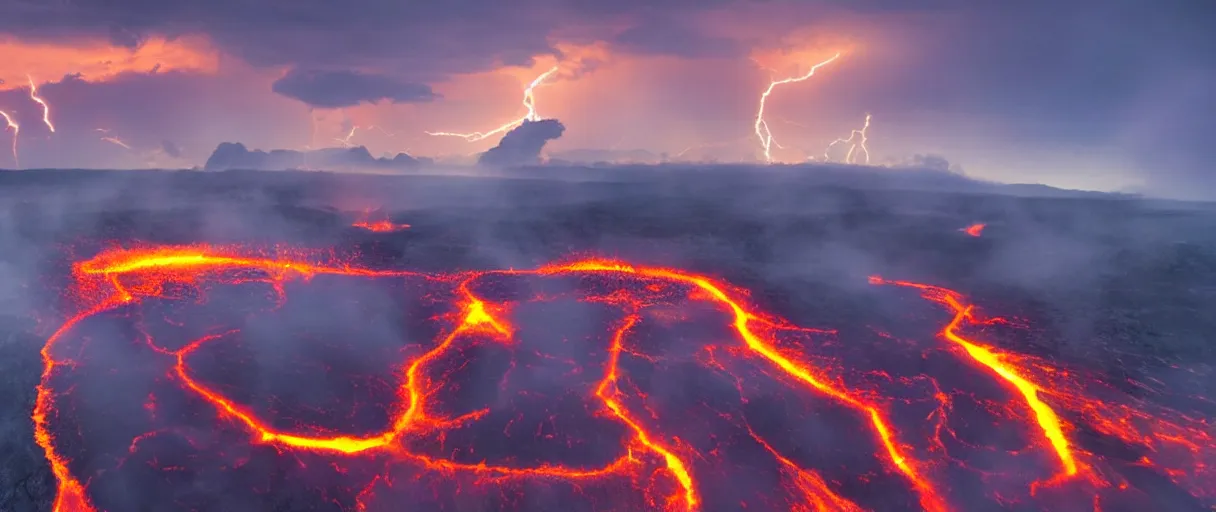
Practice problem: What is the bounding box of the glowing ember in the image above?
[352,209,411,232]
[961,223,985,237]
[872,276,1215,503]
[33,244,1215,511]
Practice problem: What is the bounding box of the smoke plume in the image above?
[478,119,565,167]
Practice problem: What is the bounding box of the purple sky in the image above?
[0,0,1211,198]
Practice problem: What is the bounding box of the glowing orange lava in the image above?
[352,209,411,232]
[33,244,1216,511]
[869,277,1081,481]
[872,276,1216,501]
[961,223,985,237]
[747,425,866,512]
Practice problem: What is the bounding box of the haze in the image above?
[0,0,1211,199]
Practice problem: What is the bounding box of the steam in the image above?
[202,142,420,172]
[0,164,1211,511]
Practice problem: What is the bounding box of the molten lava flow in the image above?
[352,209,411,232]
[870,276,1083,482]
[0,109,18,166]
[352,219,411,233]
[961,223,985,237]
[425,66,559,142]
[754,53,842,163]
[599,314,698,509]
[870,276,1216,504]
[34,244,1216,511]
[27,75,55,133]
[38,245,938,511]
[542,260,949,511]
[746,426,865,512]
[824,114,870,164]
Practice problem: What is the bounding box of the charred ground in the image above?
[0,168,1213,511]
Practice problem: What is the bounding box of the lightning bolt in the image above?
[27,75,55,133]
[0,110,19,167]
[426,66,560,142]
[96,128,132,150]
[327,124,392,149]
[753,52,842,163]
[824,113,871,164]
[335,126,358,148]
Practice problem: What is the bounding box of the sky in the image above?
[0,0,1212,199]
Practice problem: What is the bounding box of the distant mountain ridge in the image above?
[196,140,1137,201]
[204,143,425,172]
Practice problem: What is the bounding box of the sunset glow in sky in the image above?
[0,0,1211,198]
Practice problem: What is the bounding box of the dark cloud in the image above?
[0,0,566,81]
[271,69,437,108]
[479,119,565,167]
[108,25,145,48]
[0,71,303,169]
[0,0,1213,197]
[160,140,182,158]
[0,0,747,80]
[612,16,745,59]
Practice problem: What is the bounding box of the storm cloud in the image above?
[271,69,437,108]
[0,0,1212,197]
[479,119,566,167]
[611,16,746,59]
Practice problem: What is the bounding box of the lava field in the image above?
[2,169,1214,511]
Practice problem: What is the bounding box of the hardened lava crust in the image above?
[1,169,1214,511]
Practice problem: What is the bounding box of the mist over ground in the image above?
[0,164,1213,511]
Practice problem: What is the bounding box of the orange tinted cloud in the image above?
[0,35,220,90]
[750,44,856,79]
[414,41,613,155]
[495,41,613,86]
[551,41,614,79]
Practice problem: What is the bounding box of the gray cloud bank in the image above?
[271,69,437,108]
